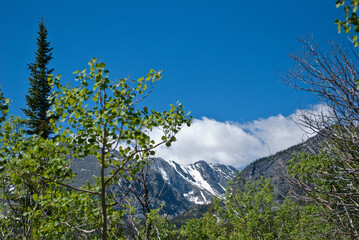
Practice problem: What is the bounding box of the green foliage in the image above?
[49,58,190,165]
[139,207,177,240]
[0,116,74,239]
[0,58,191,239]
[180,178,277,240]
[22,19,54,139]
[0,88,9,122]
[180,176,342,240]
[46,58,190,239]
[275,200,338,240]
[180,210,227,240]
[223,178,277,240]
[287,152,333,186]
[0,87,10,169]
[335,0,359,47]
[287,150,359,239]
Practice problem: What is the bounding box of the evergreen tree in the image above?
[22,18,54,139]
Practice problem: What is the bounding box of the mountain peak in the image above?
[151,158,238,206]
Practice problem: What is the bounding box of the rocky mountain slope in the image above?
[151,159,237,204]
[71,156,237,216]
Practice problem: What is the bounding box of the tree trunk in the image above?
[101,127,108,240]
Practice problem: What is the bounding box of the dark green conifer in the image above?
[22,19,54,139]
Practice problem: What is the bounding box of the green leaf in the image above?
[15,178,22,185]
[345,5,350,13]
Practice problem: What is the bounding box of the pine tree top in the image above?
[22,19,54,139]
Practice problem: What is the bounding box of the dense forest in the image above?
[1,1,359,239]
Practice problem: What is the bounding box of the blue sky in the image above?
[0,0,350,167]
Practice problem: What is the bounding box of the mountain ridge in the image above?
[71,155,238,216]
[235,133,323,200]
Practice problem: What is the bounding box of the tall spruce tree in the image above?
[22,19,54,139]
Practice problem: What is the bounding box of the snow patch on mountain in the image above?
[152,158,237,205]
[158,167,168,181]
[187,166,218,195]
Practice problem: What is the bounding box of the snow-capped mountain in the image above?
[71,156,237,216]
[150,158,237,205]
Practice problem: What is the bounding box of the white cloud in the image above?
[151,104,324,169]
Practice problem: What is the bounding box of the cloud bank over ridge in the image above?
[151,105,324,169]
